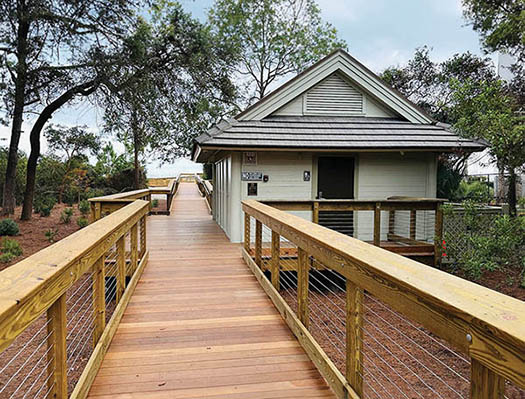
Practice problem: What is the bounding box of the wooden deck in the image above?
[87,183,335,398]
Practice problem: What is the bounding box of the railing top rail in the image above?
[242,199,525,387]
[0,200,150,352]
[89,178,179,202]
[262,197,446,203]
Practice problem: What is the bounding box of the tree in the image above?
[44,124,101,203]
[103,5,237,180]
[0,0,145,218]
[451,79,525,216]
[208,0,346,103]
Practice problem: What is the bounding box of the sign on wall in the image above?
[243,152,257,165]
[241,171,263,181]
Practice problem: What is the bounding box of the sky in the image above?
[1,0,498,176]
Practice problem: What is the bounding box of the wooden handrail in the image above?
[0,199,150,399]
[196,175,213,213]
[262,197,445,267]
[242,199,525,398]
[89,177,179,219]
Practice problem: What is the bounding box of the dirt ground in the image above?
[0,203,84,272]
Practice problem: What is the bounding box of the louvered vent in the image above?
[305,73,363,115]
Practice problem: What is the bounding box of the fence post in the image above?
[434,204,443,267]
[470,358,504,399]
[346,280,363,396]
[313,201,319,224]
[130,222,138,274]
[47,294,67,399]
[116,235,126,302]
[297,248,309,328]
[92,256,105,347]
[271,231,280,290]
[374,202,381,246]
[255,220,262,268]
[410,210,417,240]
[244,213,251,253]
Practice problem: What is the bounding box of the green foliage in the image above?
[518,197,525,209]
[0,219,19,236]
[45,228,59,243]
[443,201,525,280]
[152,199,159,208]
[60,208,74,224]
[453,180,494,203]
[437,159,464,200]
[77,218,89,228]
[0,238,23,262]
[208,0,347,102]
[34,196,56,217]
[78,200,91,216]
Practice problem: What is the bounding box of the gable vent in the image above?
[305,73,363,115]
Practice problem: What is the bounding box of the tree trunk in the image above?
[507,169,517,217]
[21,80,99,220]
[3,10,30,215]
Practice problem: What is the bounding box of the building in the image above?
[191,49,484,243]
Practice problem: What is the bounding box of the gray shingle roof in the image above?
[195,116,485,152]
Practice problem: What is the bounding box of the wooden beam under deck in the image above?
[86,183,335,398]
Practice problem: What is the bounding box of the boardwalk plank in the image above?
[86,183,335,398]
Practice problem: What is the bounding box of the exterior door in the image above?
[317,157,354,199]
[317,157,355,236]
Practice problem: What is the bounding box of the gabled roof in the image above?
[236,49,433,123]
[193,116,485,162]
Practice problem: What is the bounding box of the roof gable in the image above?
[236,49,433,124]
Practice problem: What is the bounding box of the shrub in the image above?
[78,200,90,216]
[34,196,56,217]
[0,218,19,236]
[77,217,88,228]
[0,238,23,262]
[152,199,159,208]
[60,208,73,224]
[45,228,59,243]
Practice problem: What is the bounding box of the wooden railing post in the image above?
[346,280,363,397]
[297,248,309,328]
[271,231,280,290]
[313,201,319,224]
[388,209,395,238]
[47,294,67,399]
[92,256,105,347]
[130,223,138,275]
[244,212,251,253]
[373,202,381,246]
[470,358,504,399]
[255,220,262,268]
[410,210,417,240]
[434,205,444,268]
[116,235,125,302]
[139,215,147,260]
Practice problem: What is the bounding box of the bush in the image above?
[443,201,525,280]
[45,228,59,243]
[78,200,90,216]
[34,196,56,217]
[0,218,19,236]
[77,217,88,228]
[152,199,159,208]
[0,238,23,262]
[60,208,73,224]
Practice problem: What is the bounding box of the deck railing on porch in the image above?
[0,200,149,399]
[88,177,179,221]
[196,175,213,212]
[263,197,445,266]
[242,199,525,399]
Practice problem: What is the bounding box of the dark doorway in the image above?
[317,157,355,236]
[317,157,354,199]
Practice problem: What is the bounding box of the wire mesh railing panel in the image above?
[104,246,119,325]
[65,270,95,394]
[0,314,54,399]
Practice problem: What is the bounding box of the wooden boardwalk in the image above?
[87,183,335,398]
